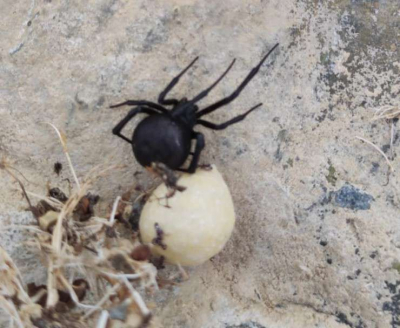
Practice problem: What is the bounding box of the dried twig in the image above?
[355,136,394,172]
[0,297,24,328]
[1,123,173,327]
[83,283,121,320]
[390,120,395,159]
[26,191,64,208]
[45,123,81,190]
[108,196,121,227]
[0,161,34,211]
[371,104,400,160]
[120,276,151,318]
[372,104,400,121]
[96,310,109,328]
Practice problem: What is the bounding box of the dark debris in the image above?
[225,322,266,328]
[333,184,373,210]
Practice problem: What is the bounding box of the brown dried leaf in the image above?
[131,245,151,262]
[73,193,100,222]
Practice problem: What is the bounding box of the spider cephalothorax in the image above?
[111,43,279,173]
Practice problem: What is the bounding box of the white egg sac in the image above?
[139,165,236,266]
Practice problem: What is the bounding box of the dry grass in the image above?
[371,103,400,161]
[0,124,178,328]
[372,104,400,121]
[355,103,400,174]
[355,136,394,172]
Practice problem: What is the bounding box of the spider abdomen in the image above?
[132,115,192,169]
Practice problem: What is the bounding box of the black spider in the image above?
[111,43,279,173]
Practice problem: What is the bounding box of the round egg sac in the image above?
[139,165,236,266]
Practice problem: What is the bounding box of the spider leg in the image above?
[110,100,168,114]
[177,132,205,173]
[196,43,279,118]
[158,57,199,106]
[172,59,236,117]
[196,103,262,130]
[112,106,158,144]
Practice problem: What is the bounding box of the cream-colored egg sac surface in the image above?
[139,165,235,266]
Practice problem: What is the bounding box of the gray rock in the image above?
[1,0,400,327]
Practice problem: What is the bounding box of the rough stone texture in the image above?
[1,0,400,327]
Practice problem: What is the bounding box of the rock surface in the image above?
[1,0,400,327]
